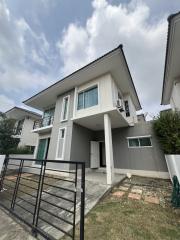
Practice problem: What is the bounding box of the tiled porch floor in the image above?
[85,171,125,185]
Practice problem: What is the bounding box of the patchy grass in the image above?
[65,176,180,240]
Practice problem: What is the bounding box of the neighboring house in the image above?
[5,107,41,152]
[161,12,180,110]
[24,45,168,184]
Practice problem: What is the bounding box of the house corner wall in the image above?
[19,117,38,147]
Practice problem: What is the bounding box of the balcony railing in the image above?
[33,116,54,129]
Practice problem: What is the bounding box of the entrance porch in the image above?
[71,109,130,185]
[85,170,125,185]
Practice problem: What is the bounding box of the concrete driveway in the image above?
[0,173,125,239]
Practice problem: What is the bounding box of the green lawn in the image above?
[77,198,180,240]
[69,176,180,240]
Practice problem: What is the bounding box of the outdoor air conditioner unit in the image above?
[116,99,124,112]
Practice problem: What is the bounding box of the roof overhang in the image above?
[5,107,42,120]
[23,45,141,111]
[161,12,180,105]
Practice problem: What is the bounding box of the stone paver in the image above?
[112,191,125,197]
[128,193,141,200]
[0,208,35,240]
[144,196,160,204]
[119,186,129,191]
[131,187,143,195]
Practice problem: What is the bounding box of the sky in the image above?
[0,0,180,118]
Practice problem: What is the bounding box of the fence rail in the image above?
[0,157,85,240]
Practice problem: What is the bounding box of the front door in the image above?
[36,138,50,163]
[90,141,100,169]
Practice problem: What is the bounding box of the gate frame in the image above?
[0,157,85,240]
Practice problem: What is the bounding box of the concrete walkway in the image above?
[0,173,125,239]
[0,208,35,240]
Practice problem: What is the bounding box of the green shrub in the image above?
[153,111,180,154]
[0,112,20,154]
[8,146,34,154]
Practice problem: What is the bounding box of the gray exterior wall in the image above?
[69,121,167,173]
[95,122,167,172]
[45,89,75,170]
[70,123,95,169]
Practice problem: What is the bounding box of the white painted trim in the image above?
[0,155,5,173]
[73,87,78,118]
[60,95,70,122]
[33,138,39,160]
[56,127,67,160]
[91,168,170,179]
[127,135,153,148]
[127,135,152,139]
[31,125,53,133]
[104,113,114,185]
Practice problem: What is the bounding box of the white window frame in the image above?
[77,84,99,110]
[127,135,152,148]
[61,95,70,122]
[56,127,66,160]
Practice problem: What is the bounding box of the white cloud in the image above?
[0,94,15,112]
[0,0,54,95]
[57,0,168,116]
[0,0,63,112]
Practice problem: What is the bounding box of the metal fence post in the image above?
[32,160,46,236]
[73,164,78,239]
[80,163,85,240]
[11,159,24,210]
[0,157,9,192]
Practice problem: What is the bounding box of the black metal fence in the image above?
[0,157,85,240]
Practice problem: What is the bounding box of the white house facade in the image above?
[5,107,41,151]
[161,12,180,110]
[24,45,168,185]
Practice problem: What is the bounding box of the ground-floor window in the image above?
[127,136,152,148]
[25,145,35,154]
[56,127,66,159]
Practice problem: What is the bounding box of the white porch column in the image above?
[104,113,114,185]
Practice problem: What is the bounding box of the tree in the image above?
[0,112,20,155]
[153,111,180,154]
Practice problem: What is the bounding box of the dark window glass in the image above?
[62,97,69,120]
[128,138,139,147]
[139,137,152,147]
[77,92,84,110]
[61,129,65,138]
[124,100,130,117]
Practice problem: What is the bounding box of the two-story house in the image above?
[161,12,180,110]
[24,45,168,185]
[5,107,41,152]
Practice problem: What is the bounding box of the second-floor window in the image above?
[61,96,70,121]
[43,108,55,127]
[124,100,130,117]
[77,86,98,110]
[14,119,24,135]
